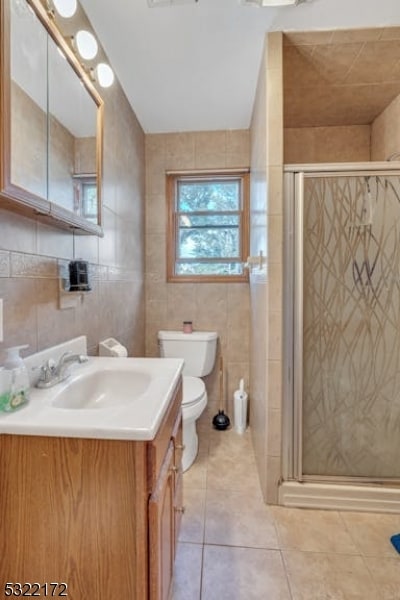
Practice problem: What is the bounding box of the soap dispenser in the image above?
[0,345,30,411]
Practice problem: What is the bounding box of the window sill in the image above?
[167,273,249,284]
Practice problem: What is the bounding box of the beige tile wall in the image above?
[145,130,250,417]
[249,40,269,500]
[0,8,145,359]
[265,33,284,504]
[249,32,284,505]
[284,125,371,163]
[371,93,400,160]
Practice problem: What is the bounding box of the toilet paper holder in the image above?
[99,338,128,357]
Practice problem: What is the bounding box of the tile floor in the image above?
[171,417,400,600]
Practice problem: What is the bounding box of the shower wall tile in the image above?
[268,312,282,362]
[312,42,364,83]
[267,166,283,216]
[250,33,284,504]
[267,31,283,71]
[371,92,400,160]
[267,408,281,457]
[268,360,282,411]
[283,27,400,129]
[268,216,283,264]
[265,456,281,505]
[331,28,383,43]
[268,262,282,314]
[283,30,334,46]
[380,27,400,40]
[346,41,400,85]
[284,125,371,163]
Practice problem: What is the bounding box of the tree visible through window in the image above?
[167,172,249,282]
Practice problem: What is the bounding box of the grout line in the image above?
[279,550,295,600]
[199,542,205,600]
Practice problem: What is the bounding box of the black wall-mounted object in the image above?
[68,260,91,292]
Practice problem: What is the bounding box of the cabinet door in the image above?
[149,442,175,600]
[172,412,184,548]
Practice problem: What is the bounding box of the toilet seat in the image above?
[182,375,206,407]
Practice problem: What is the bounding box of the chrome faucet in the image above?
[36,352,88,389]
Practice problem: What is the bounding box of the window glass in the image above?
[167,172,249,282]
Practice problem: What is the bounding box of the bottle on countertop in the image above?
[0,345,30,412]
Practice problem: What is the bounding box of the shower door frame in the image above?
[283,162,400,487]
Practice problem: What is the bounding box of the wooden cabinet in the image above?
[149,407,184,600]
[0,380,183,600]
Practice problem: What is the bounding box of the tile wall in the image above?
[249,32,284,504]
[144,130,250,416]
[284,125,371,163]
[0,6,146,359]
[371,93,400,160]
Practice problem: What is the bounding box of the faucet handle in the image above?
[35,359,57,387]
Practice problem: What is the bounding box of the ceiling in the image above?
[284,28,400,128]
[79,0,400,134]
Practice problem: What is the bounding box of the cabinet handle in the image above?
[170,465,179,473]
[175,444,185,450]
[174,506,186,514]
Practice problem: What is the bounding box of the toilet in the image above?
[158,330,218,472]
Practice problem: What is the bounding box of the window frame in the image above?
[166,170,249,283]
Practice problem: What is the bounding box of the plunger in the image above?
[212,355,230,430]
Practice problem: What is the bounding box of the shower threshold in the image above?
[279,481,400,514]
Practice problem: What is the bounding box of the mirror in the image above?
[1,0,104,235]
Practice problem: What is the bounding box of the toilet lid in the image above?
[182,376,206,406]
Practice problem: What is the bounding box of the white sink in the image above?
[51,369,152,409]
[0,338,184,441]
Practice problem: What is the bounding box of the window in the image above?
[167,171,249,282]
[73,174,98,222]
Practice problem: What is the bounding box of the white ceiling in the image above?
[79,0,400,134]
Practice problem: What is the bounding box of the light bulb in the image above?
[96,63,114,88]
[75,30,98,60]
[52,0,77,18]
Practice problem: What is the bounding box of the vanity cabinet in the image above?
[0,380,183,600]
[149,405,184,600]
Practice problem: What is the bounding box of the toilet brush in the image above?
[212,355,230,430]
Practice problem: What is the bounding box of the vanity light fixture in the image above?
[46,0,115,89]
[93,63,115,88]
[51,0,77,18]
[73,30,98,61]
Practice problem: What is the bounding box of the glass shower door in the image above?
[296,171,400,481]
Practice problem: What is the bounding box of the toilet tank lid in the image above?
[158,330,218,341]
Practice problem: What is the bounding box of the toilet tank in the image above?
[158,331,218,377]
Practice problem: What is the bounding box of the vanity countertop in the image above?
[0,357,184,441]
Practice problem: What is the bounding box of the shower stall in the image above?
[281,163,400,513]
